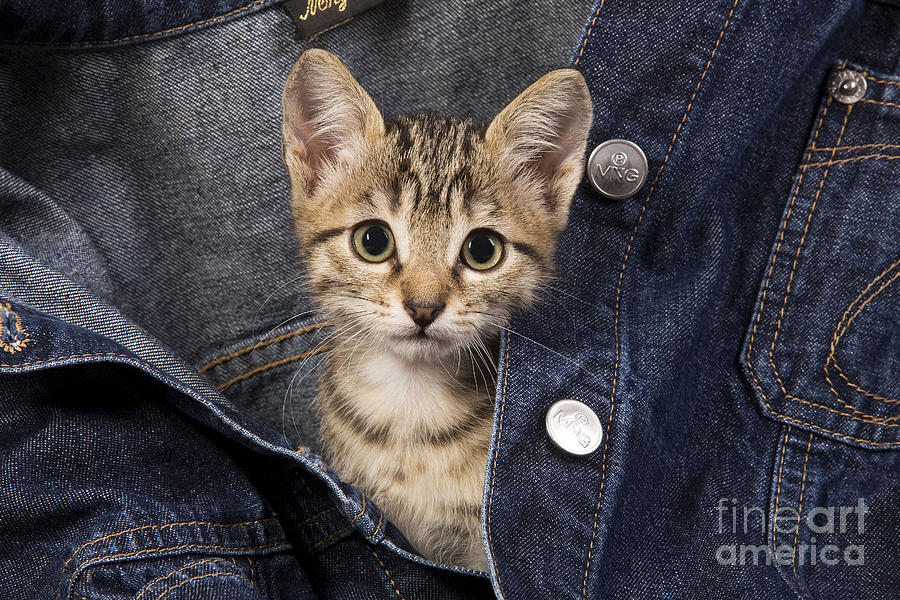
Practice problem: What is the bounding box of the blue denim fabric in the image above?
[1,0,898,598]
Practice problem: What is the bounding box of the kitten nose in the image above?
[403,301,445,329]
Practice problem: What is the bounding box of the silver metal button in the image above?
[586,139,648,200]
[545,399,603,455]
[829,70,866,104]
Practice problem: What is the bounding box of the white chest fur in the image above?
[316,345,495,570]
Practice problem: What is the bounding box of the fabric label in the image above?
[282,0,387,38]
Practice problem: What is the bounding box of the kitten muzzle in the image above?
[403,300,445,329]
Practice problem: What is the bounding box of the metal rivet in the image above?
[545,399,603,456]
[830,70,867,104]
[586,139,648,200]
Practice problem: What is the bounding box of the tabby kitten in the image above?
[282,50,591,570]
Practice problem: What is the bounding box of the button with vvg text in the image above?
[586,139,648,200]
[545,399,604,455]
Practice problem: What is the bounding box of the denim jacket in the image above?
[1,0,898,598]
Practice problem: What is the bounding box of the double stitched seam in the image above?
[347,492,385,542]
[0,0,273,47]
[743,90,899,446]
[572,0,605,66]
[217,346,331,391]
[824,259,900,406]
[155,571,253,600]
[247,556,257,587]
[790,434,814,588]
[800,154,900,169]
[369,547,406,600]
[864,76,900,88]
[134,557,237,600]
[349,493,368,527]
[308,524,352,552]
[78,541,285,572]
[767,103,852,407]
[771,426,792,552]
[297,506,336,528]
[56,518,278,600]
[860,98,900,110]
[64,541,286,599]
[806,143,900,153]
[767,103,900,425]
[486,335,511,598]
[580,2,740,598]
[752,410,897,446]
[199,322,327,373]
[370,509,384,540]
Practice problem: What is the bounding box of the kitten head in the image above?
[283,50,592,360]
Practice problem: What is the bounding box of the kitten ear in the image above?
[282,49,385,191]
[485,69,592,225]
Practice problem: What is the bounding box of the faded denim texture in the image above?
[1,0,898,598]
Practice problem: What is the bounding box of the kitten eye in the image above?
[461,229,504,271]
[352,221,395,263]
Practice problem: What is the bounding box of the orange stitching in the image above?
[781,392,900,426]
[155,571,252,600]
[864,76,900,87]
[134,558,233,600]
[768,409,898,446]
[580,395,616,600]
[486,335,510,598]
[806,142,900,153]
[745,96,831,371]
[370,547,406,600]
[297,506,336,527]
[573,1,605,66]
[801,153,900,169]
[351,494,367,524]
[371,509,384,540]
[860,98,900,110]
[831,361,900,404]
[308,524,352,551]
[199,322,326,373]
[217,346,331,390]
[771,427,791,548]
[769,103,850,365]
[768,105,900,423]
[745,363,900,446]
[56,518,275,599]
[791,434,813,585]
[825,261,900,406]
[827,258,900,368]
[581,2,740,597]
[81,541,285,570]
[764,103,900,426]
[0,303,30,354]
[1,0,271,47]
[63,540,286,598]
[742,96,900,446]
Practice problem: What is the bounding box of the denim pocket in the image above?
[57,516,294,600]
[196,318,330,448]
[742,63,900,450]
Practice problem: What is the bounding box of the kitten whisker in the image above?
[256,271,310,313]
[534,287,579,349]
[251,308,327,356]
[477,318,585,373]
[281,320,359,440]
[542,284,596,307]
